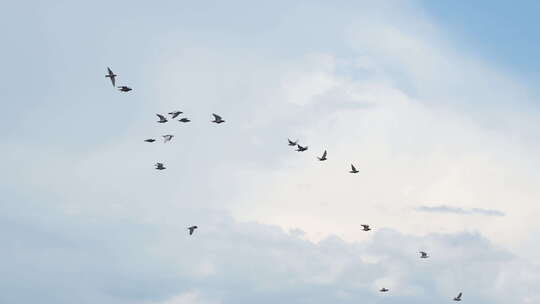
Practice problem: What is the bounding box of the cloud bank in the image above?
[416,205,505,217]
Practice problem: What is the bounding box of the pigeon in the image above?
[288,139,298,146]
[453,292,462,301]
[105,67,116,87]
[168,111,183,119]
[155,163,166,170]
[350,164,359,173]
[380,288,389,292]
[163,135,174,143]
[156,114,168,123]
[179,118,191,123]
[211,113,225,124]
[296,145,308,152]
[361,224,371,231]
[144,139,156,143]
[117,86,132,92]
[188,225,198,235]
[318,150,327,161]
[420,251,429,259]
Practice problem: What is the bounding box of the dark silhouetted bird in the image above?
[211,113,225,124]
[188,226,198,235]
[117,86,132,92]
[318,150,327,161]
[144,139,156,143]
[155,163,166,170]
[105,67,116,87]
[179,118,191,123]
[168,111,183,119]
[361,224,371,231]
[163,135,174,143]
[156,114,168,123]
[380,288,389,292]
[350,164,359,173]
[296,145,308,152]
[420,251,429,259]
[288,139,298,146]
[453,292,462,301]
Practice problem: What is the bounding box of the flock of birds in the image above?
[106,67,464,302]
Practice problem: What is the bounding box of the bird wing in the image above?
[351,164,357,171]
[106,68,116,86]
[457,293,462,298]
[212,113,222,121]
[157,114,166,121]
[322,150,327,158]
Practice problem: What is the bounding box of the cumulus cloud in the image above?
[2,0,540,303]
[1,195,538,304]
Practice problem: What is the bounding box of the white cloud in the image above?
[3,0,540,303]
[155,291,220,304]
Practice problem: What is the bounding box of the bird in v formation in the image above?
[288,139,362,173]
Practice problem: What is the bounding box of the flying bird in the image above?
[168,111,183,119]
[163,135,174,143]
[155,163,166,170]
[361,224,371,231]
[288,139,298,146]
[105,67,116,87]
[296,145,308,152]
[453,292,462,301]
[188,225,198,235]
[179,118,191,123]
[419,251,429,259]
[211,113,225,124]
[117,86,132,92]
[156,114,168,123]
[144,139,156,143]
[379,288,389,292]
[318,150,327,161]
[350,164,359,173]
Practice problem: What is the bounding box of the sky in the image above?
[2,0,540,303]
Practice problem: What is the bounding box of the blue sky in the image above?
[424,0,540,83]
[2,1,540,303]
